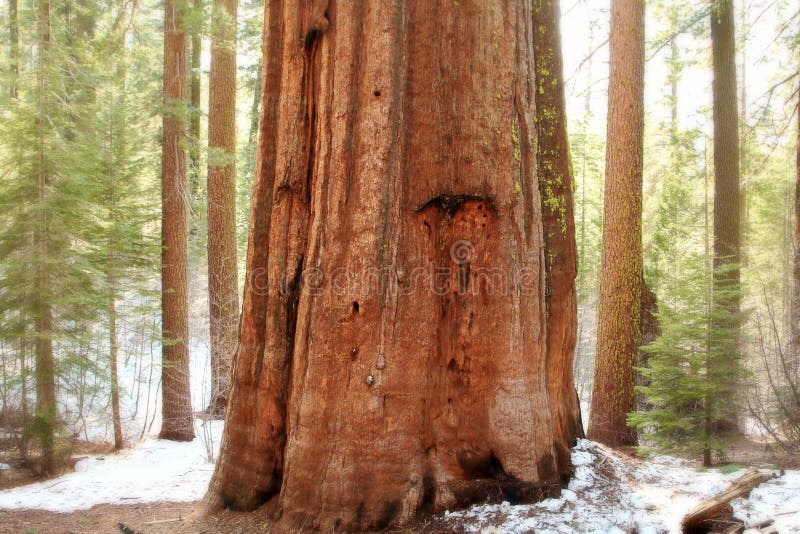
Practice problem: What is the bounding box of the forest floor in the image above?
[0,427,798,534]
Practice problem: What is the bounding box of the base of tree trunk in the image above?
[157,429,194,442]
[204,396,228,420]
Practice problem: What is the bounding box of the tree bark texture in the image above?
[206,0,239,417]
[711,0,741,292]
[189,0,202,196]
[34,0,56,475]
[588,0,645,447]
[160,0,194,442]
[109,254,123,449]
[710,0,742,431]
[205,1,575,530]
[791,70,799,359]
[531,0,584,470]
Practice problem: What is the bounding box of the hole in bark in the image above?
[373,89,381,97]
[457,449,501,480]
[304,29,321,52]
[352,301,359,313]
[415,194,494,217]
[351,347,358,360]
[452,450,556,506]
[447,358,457,372]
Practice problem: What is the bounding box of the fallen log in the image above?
[681,468,777,534]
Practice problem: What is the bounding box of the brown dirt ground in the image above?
[0,435,796,534]
[0,502,273,534]
[0,502,460,534]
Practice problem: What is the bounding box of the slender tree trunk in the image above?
[248,65,261,142]
[8,0,19,98]
[792,72,800,359]
[205,0,238,417]
[710,0,742,431]
[108,240,123,449]
[34,0,56,475]
[532,0,584,471]
[160,0,194,442]
[18,334,29,459]
[588,0,645,447]
[189,0,202,197]
[739,1,748,268]
[203,2,574,530]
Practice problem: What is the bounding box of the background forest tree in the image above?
[0,0,263,460]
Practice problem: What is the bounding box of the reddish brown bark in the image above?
[532,0,584,471]
[588,0,645,447]
[159,0,194,442]
[206,0,239,416]
[204,1,573,530]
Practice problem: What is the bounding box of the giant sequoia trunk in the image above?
[531,0,584,469]
[204,1,576,530]
[206,0,239,416]
[588,0,645,447]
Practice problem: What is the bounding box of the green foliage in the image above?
[0,0,160,448]
[718,464,745,474]
[570,129,605,300]
[629,257,745,461]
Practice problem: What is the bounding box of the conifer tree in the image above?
[629,255,740,465]
[93,29,160,448]
[0,0,107,471]
[205,0,238,416]
[710,0,743,434]
[588,0,646,447]
[160,0,194,441]
[532,0,584,470]
[189,0,202,198]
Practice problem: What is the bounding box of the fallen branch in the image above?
[681,468,778,534]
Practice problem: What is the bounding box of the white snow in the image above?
[0,431,798,534]
[446,439,800,533]
[0,419,223,512]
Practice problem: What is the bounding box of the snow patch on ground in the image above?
[0,431,797,533]
[446,439,800,533]
[0,419,223,512]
